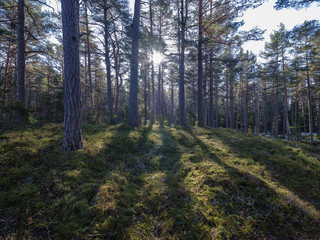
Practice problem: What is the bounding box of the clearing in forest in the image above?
[0,124,320,239]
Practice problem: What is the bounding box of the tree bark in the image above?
[178,0,186,128]
[149,0,155,125]
[274,54,279,138]
[305,43,313,142]
[84,0,94,115]
[197,0,204,127]
[17,0,26,121]
[281,46,290,137]
[104,0,113,119]
[209,51,214,127]
[128,0,141,127]
[61,0,83,151]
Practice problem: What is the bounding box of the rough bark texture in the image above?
[104,0,113,119]
[281,46,290,137]
[61,0,83,151]
[274,55,279,138]
[128,0,141,127]
[178,0,186,128]
[149,0,155,125]
[84,0,94,115]
[197,0,204,127]
[209,51,214,127]
[17,0,26,119]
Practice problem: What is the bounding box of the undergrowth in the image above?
[0,124,319,239]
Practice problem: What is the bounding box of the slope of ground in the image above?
[0,124,319,239]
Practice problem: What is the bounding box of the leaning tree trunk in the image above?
[61,0,83,151]
[17,0,26,121]
[128,0,141,127]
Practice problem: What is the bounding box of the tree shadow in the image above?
[2,124,319,239]
[201,127,320,211]
[185,127,320,238]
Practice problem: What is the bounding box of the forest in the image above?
[1,0,320,239]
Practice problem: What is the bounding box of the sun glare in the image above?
[153,51,163,65]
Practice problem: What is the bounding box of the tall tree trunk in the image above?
[104,0,113,119]
[17,0,26,121]
[197,0,204,127]
[149,0,155,125]
[305,43,313,142]
[229,71,234,129]
[255,81,260,134]
[178,0,186,127]
[209,51,214,127]
[157,65,162,124]
[244,74,248,133]
[128,0,141,127]
[61,0,83,151]
[281,46,290,137]
[144,65,148,125]
[2,28,13,110]
[274,55,279,138]
[84,0,94,115]
[170,80,174,125]
[214,69,219,127]
[317,98,320,134]
[263,77,267,133]
[225,70,229,128]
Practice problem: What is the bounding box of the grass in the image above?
[0,123,320,239]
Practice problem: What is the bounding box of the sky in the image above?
[129,0,320,58]
[240,0,320,56]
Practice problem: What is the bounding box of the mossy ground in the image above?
[0,124,320,239]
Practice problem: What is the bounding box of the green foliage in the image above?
[0,124,319,239]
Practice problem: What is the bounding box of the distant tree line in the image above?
[0,0,319,150]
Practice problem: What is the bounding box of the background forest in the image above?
[1,0,319,142]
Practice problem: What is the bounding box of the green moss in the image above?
[0,124,320,239]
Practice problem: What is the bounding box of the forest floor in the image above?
[1,123,320,239]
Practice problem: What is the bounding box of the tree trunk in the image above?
[214,69,219,127]
[244,74,248,133]
[305,43,313,142]
[178,0,186,128]
[17,0,26,121]
[61,0,83,151]
[255,81,260,134]
[197,0,204,127]
[84,0,94,115]
[263,77,267,133]
[209,51,214,127]
[157,65,162,124]
[104,0,113,119]
[225,70,229,128]
[128,0,141,127]
[229,71,234,129]
[274,55,279,138]
[149,0,155,125]
[144,65,148,125]
[281,46,290,137]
